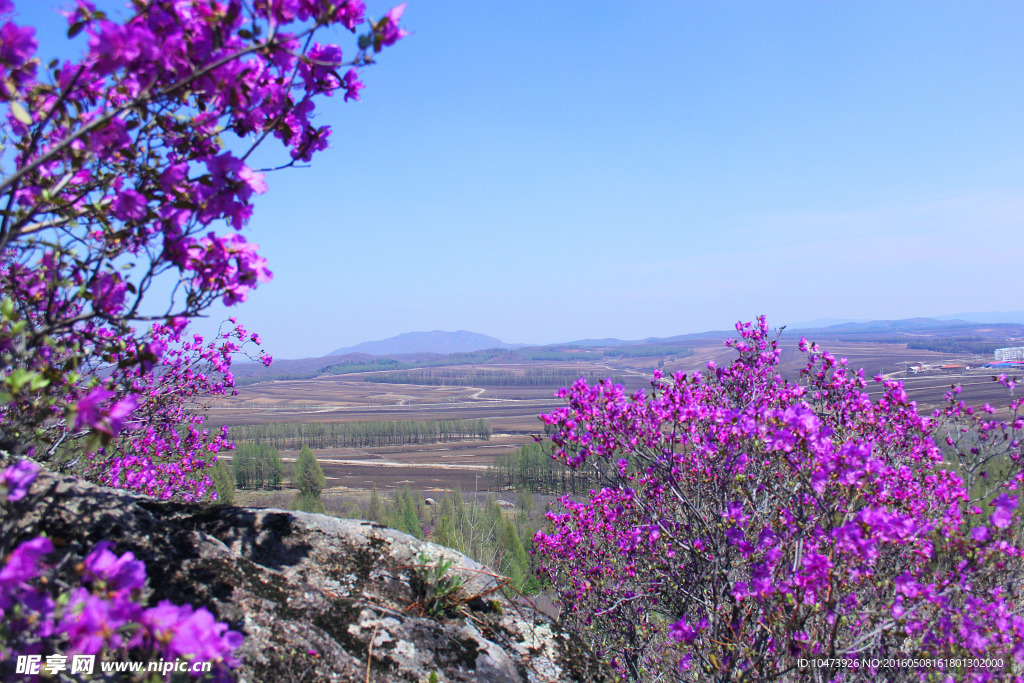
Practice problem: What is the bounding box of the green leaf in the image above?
[29,374,50,391]
[6,368,30,392]
[67,21,85,39]
[9,101,31,125]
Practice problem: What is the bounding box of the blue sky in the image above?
[17,1,1024,358]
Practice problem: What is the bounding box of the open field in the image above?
[219,436,521,493]
[208,339,1020,494]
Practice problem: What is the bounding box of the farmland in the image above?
[207,331,1021,496]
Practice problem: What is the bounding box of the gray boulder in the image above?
[13,468,606,682]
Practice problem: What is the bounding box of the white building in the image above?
[995,346,1024,362]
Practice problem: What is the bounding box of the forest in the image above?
[906,338,1002,354]
[229,418,492,450]
[230,444,285,490]
[487,441,605,495]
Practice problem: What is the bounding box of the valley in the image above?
[208,319,1024,496]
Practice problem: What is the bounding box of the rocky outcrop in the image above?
[13,469,606,682]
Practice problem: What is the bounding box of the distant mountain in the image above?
[325,330,524,357]
[556,316,1024,348]
[796,317,964,334]
[782,317,1024,341]
[553,337,635,348]
[936,311,1024,325]
[785,317,871,329]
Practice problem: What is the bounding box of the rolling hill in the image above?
[326,330,524,357]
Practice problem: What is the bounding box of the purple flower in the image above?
[83,541,146,594]
[0,21,37,69]
[168,316,188,335]
[300,43,343,94]
[0,537,53,607]
[342,68,364,102]
[725,500,748,525]
[208,153,267,196]
[105,394,139,435]
[143,600,190,642]
[160,163,188,193]
[894,571,919,598]
[2,459,38,501]
[335,0,365,30]
[990,493,1017,530]
[140,339,167,372]
[142,602,244,666]
[59,588,139,655]
[375,4,408,48]
[782,404,821,436]
[724,527,753,556]
[87,20,157,75]
[668,617,706,645]
[19,587,56,632]
[74,387,138,436]
[91,272,128,314]
[74,387,115,432]
[110,189,148,221]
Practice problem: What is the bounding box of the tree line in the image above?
[906,338,1001,354]
[796,333,1002,355]
[231,443,284,490]
[487,441,604,495]
[604,344,694,359]
[363,368,632,387]
[229,418,492,450]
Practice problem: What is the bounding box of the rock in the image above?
[11,467,606,682]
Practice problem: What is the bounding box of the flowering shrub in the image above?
[535,317,1024,681]
[0,0,408,675]
[69,318,267,502]
[0,460,243,680]
[0,0,406,496]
